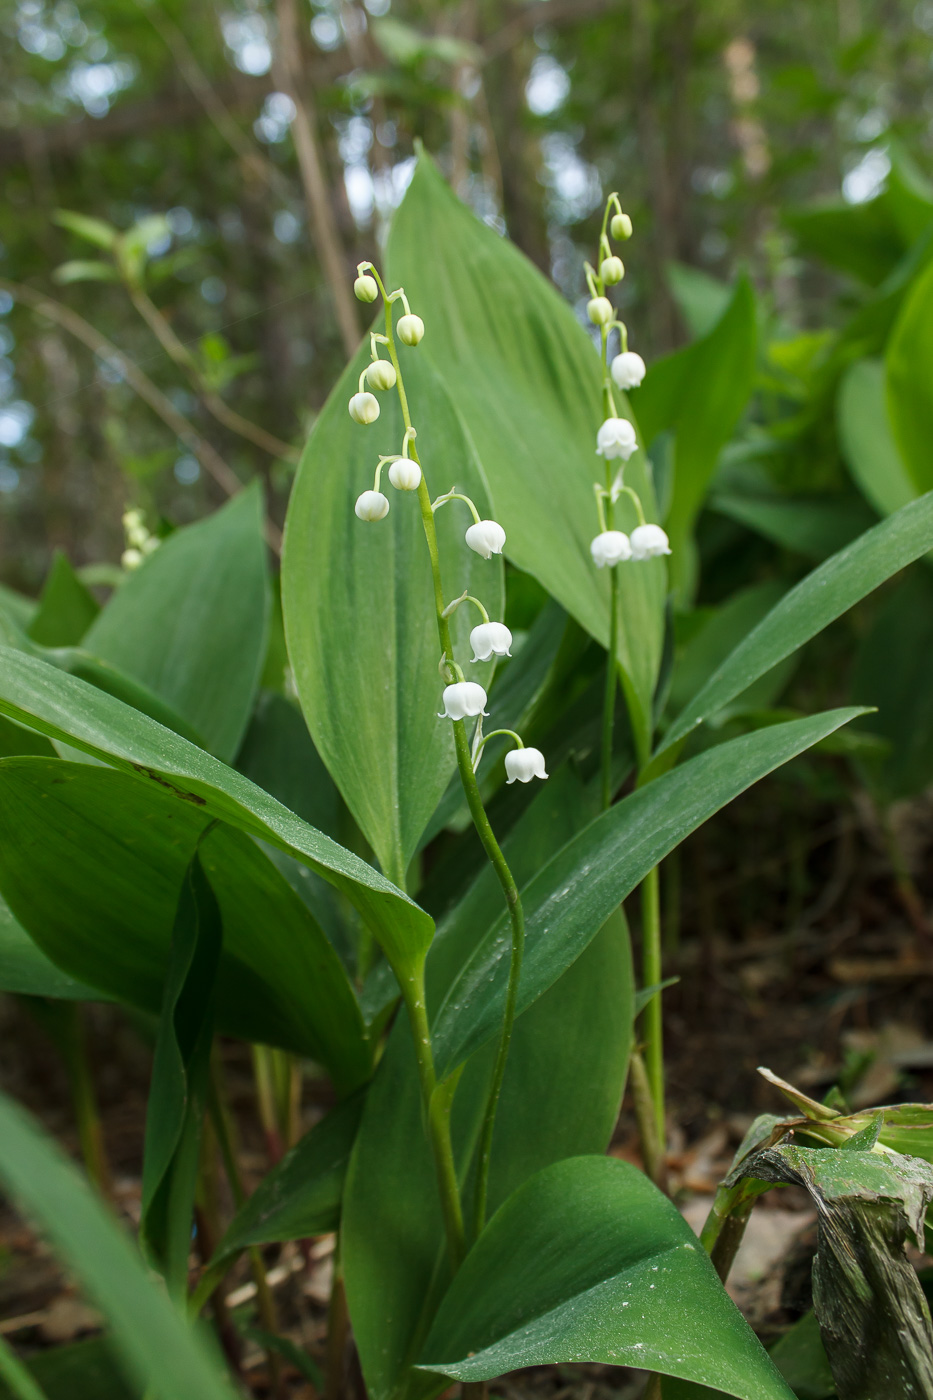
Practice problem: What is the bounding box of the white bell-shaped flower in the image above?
[630,523,671,560]
[469,621,512,663]
[590,530,632,568]
[610,351,646,391]
[388,459,421,491]
[505,747,548,784]
[465,520,506,559]
[366,360,397,391]
[354,274,378,303]
[397,314,425,346]
[596,417,637,460]
[355,490,389,521]
[439,681,488,720]
[349,391,380,425]
[587,296,614,326]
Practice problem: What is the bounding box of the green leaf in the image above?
[0,758,371,1087]
[786,193,911,287]
[282,346,502,884]
[141,853,221,1298]
[632,277,757,596]
[0,1090,237,1399]
[53,259,120,284]
[667,262,733,339]
[656,492,933,762]
[767,1312,836,1400]
[708,493,875,563]
[433,709,863,1079]
[730,1142,933,1399]
[27,551,100,647]
[0,649,433,980]
[667,583,791,720]
[0,889,99,999]
[213,1092,365,1265]
[343,771,633,1400]
[53,209,117,250]
[418,1156,794,1400]
[850,568,933,800]
[0,1337,133,1400]
[386,153,665,756]
[83,486,270,763]
[886,257,933,496]
[837,360,917,519]
[0,584,37,631]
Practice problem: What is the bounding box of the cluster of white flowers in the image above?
[585,205,671,572]
[121,507,160,571]
[346,263,547,786]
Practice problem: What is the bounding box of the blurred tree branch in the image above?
[0,277,284,554]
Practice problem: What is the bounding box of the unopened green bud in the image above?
[610,212,633,241]
[601,256,624,285]
[354,274,378,303]
[587,296,614,326]
[366,359,397,391]
[397,313,425,346]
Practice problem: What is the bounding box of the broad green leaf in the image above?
[0,890,98,999]
[0,1337,133,1400]
[0,758,371,1087]
[433,709,862,1078]
[632,277,757,595]
[850,568,933,800]
[27,551,99,646]
[886,257,933,495]
[837,359,916,519]
[0,1337,48,1400]
[84,486,270,763]
[53,259,120,284]
[0,713,55,759]
[667,262,732,339]
[0,1090,236,1400]
[344,771,633,1400]
[786,168,933,286]
[656,492,933,761]
[212,1092,365,1265]
[53,209,117,249]
[0,650,433,978]
[387,153,665,755]
[708,493,874,563]
[767,1312,835,1400]
[283,345,502,884]
[418,1156,793,1400]
[141,853,220,1299]
[0,584,36,630]
[731,1143,933,1399]
[667,583,791,719]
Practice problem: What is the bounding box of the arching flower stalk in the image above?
[347,260,545,1263]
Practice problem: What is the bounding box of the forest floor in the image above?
[3,777,933,1397]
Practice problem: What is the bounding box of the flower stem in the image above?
[640,863,665,1143]
[378,275,526,1244]
[599,327,620,814]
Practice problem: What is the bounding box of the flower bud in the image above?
[465,519,506,559]
[354,274,378,303]
[590,530,632,568]
[397,314,425,346]
[366,359,397,391]
[611,212,633,240]
[587,296,614,326]
[121,547,143,570]
[438,681,488,720]
[610,351,646,391]
[596,417,637,460]
[505,747,548,784]
[630,523,671,560]
[388,459,422,491]
[349,391,380,425]
[469,621,512,663]
[355,490,389,521]
[601,256,624,285]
